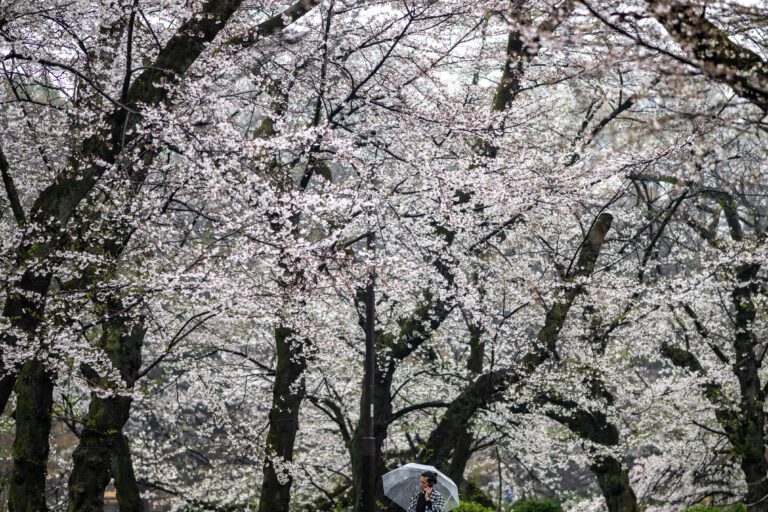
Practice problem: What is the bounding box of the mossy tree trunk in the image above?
[660,202,768,510]
[590,456,640,512]
[5,237,56,512]
[112,434,144,512]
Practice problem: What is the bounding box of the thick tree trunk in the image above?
[256,327,308,512]
[67,396,135,512]
[9,359,54,512]
[446,428,474,486]
[67,308,145,512]
[731,263,768,511]
[112,434,144,512]
[4,264,56,512]
[591,455,640,512]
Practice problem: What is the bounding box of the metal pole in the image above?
[361,231,376,512]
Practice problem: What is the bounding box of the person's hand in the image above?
[424,486,432,501]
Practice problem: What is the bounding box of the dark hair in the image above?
[421,471,437,484]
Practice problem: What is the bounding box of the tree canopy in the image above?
[1,1,768,511]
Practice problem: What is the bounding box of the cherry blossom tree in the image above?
[2,1,768,512]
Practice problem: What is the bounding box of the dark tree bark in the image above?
[591,456,639,512]
[349,358,393,512]
[421,213,613,470]
[545,397,639,512]
[466,320,484,376]
[644,0,768,112]
[664,265,768,510]
[112,434,144,512]
[0,375,14,414]
[9,359,54,512]
[0,144,25,224]
[658,194,768,509]
[730,263,768,510]
[256,327,308,512]
[67,307,145,512]
[4,223,56,512]
[1,2,322,510]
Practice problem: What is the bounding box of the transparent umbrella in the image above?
[382,462,460,511]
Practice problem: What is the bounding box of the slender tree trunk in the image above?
[9,359,54,512]
[257,327,308,512]
[67,307,145,512]
[446,320,483,487]
[351,355,393,512]
[352,296,455,511]
[0,374,15,414]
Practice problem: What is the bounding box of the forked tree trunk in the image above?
[422,214,614,471]
[67,311,145,512]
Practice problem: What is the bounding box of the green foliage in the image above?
[331,501,347,512]
[460,479,495,508]
[511,498,564,512]
[680,504,746,512]
[454,502,495,512]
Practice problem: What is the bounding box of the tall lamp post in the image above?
[361,231,376,512]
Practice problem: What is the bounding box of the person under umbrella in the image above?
[407,471,445,512]
[383,462,459,511]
